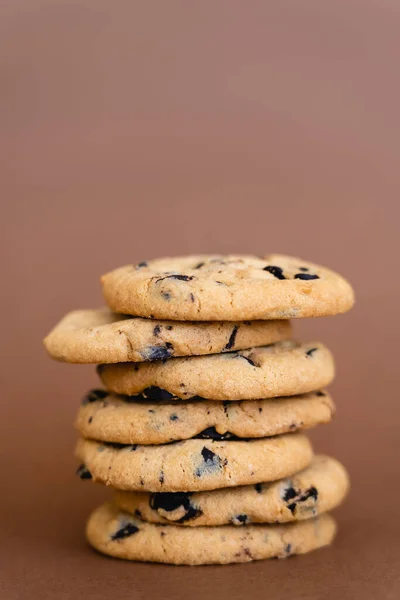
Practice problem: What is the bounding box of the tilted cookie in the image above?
[76,389,334,444]
[101,254,354,321]
[76,432,312,492]
[87,503,336,565]
[97,340,334,400]
[114,455,349,526]
[43,308,291,364]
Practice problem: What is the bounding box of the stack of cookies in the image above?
[44,254,354,565]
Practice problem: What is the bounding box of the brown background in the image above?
[1,1,399,598]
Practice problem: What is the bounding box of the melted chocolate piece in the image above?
[76,464,92,480]
[306,347,318,357]
[111,523,139,540]
[81,389,109,405]
[282,486,318,514]
[141,343,174,361]
[224,325,239,351]
[294,273,319,280]
[150,492,203,523]
[194,427,240,441]
[263,265,286,280]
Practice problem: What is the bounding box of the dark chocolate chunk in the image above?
[170,413,179,421]
[298,267,309,272]
[161,291,171,300]
[237,354,256,367]
[141,343,174,361]
[306,347,318,357]
[136,261,148,268]
[76,464,92,480]
[201,446,219,463]
[159,471,164,484]
[294,273,319,280]
[223,401,229,415]
[224,325,239,351]
[166,325,173,330]
[195,427,240,441]
[111,523,139,540]
[130,445,138,451]
[142,387,176,400]
[153,325,161,336]
[283,486,318,514]
[156,274,195,283]
[81,389,109,405]
[232,514,248,525]
[263,265,286,280]
[105,442,127,450]
[150,491,203,523]
[285,543,292,553]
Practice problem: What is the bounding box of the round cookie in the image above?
[75,432,313,492]
[97,340,334,400]
[43,308,291,364]
[76,389,335,445]
[114,455,349,526]
[87,503,336,565]
[101,254,354,321]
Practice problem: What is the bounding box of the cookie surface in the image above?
[43,308,291,364]
[76,389,334,445]
[101,254,354,321]
[76,432,312,492]
[114,455,348,526]
[87,503,336,564]
[97,340,334,400]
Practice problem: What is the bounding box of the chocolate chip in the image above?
[81,389,109,405]
[159,471,164,484]
[283,486,318,514]
[306,347,318,357]
[224,325,239,351]
[166,325,173,330]
[153,325,161,336]
[237,354,257,367]
[141,343,174,361]
[285,543,292,553]
[299,267,309,272]
[76,464,92,480]
[130,445,138,451]
[150,492,203,523]
[189,293,195,302]
[170,414,179,421]
[195,427,240,441]
[156,274,195,282]
[135,509,142,518]
[223,401,229,415]
[161,291,171,300]
[105,442,126,450]
[201,447,218,463]
[194,262,205,269]
[254,483,262,493]
[263,265,286,280]
[88,416,93,424]
[142,387,175,400]
[258,407,262,413]
[232,514,248,525]
[294,273,319,280]
[111,523,139,540]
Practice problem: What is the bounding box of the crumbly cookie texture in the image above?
[101,254,354,321]
[76,389,334,445]
[75,432,313,492]
[43,308,291,364]
[86,503,336,565]
[114,455,348,526]
[97,340,334,400]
